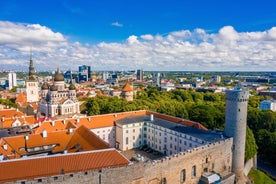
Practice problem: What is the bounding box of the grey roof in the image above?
[116,115,225,142]
[115,115,150,125]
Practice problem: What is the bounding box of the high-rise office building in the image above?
[136,69,143,81]
[78,65,91,82]
[8,72,17,90]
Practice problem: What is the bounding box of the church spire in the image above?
[29,48,36,81]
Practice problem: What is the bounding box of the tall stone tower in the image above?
[121,82,133,101]
[26,51,39,102]
[224,89,249,182]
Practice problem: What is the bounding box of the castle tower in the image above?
[26,50,39,102]
[224,89,249,182]
[121,82,133,101]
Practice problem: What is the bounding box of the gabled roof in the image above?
[66,125,109,152]
[0,125,111,159]
[15,92,26,103]
[0,149,129,183]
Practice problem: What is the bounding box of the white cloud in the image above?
[0,21,276,71]
[141,34,154,40]
[111,22,123,27]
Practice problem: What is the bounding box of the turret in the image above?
[224,89,249,182]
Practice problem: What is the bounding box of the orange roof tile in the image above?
[66,125,109,152]
[15,92,26,103]
[76,110,147,129]
[122,82,133,91]
[0,149,129,182]
[1,116,36,128]
[0,109,24,119]
[34,120,67,134]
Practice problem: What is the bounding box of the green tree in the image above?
[245,126,258,161]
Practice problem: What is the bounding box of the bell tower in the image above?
[26,49,39,102]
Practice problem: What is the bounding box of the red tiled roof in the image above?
[145,111,208,130]
[1,116,36,128]
[0,149,129,182]
[122,82,133,91]
[66,125,109,152]
[15,92,26,103]
[0,109,24,119]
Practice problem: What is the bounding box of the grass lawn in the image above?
[248,168,276,184]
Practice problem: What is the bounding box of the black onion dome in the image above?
[50,85,58,91]
[54,72,64,81]
[69,83,76,90]
[41,82,49,90]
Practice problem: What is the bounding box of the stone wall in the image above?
[243,155,257,176]
[11,138,233,184]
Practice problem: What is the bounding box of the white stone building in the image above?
[38,68,80,118]
[115,114,223,155]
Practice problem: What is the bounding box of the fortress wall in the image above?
[14,138,233,184]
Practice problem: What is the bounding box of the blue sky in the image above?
[0,0,276,71]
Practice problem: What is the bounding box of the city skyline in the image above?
[0,0,276,71]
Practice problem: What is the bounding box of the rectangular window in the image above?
[133,136,135,140]
[126,130,128,133]
[126,137,129,144]
[133,129,135,133]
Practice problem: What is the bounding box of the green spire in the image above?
[29,48,36,81]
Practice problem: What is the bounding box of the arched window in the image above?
[180,169,186,182]
[192,165,196,178]
[161,177,166,184]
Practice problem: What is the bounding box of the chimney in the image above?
[42,129,47,138]
[51,120,55,127]
[68,128,73,134]
[25,135,29,141]
[150,114,154,121]
[63,119,66,125]
[76,118,80,123]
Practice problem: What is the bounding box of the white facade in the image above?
[145,122,204,155]
[8,72,17,90]
[91,126,116,147]
[260,100,276,111]
[38,69,80,118]
[115,115,217,156]
[26,81,39,102]
[116,121,144,151]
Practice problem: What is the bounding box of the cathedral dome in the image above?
[54,73,64,82]
[69,83,76,90]
[41,82,49,90]
[50,85,58,91]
